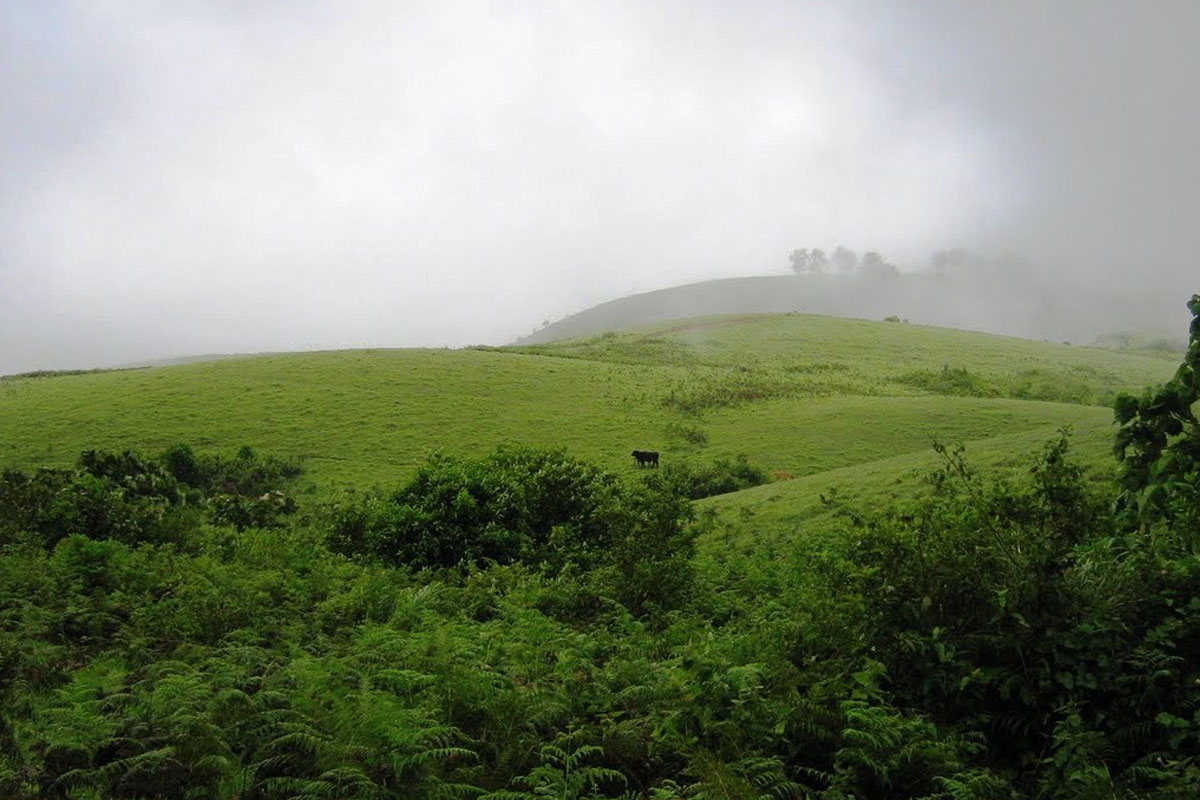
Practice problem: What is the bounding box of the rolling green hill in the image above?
[1,312,1172,508]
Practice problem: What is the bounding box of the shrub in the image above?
[209,490,297,532]
[327,446,700,617]
[0,446,302,548]
[651,455,769,500]
[328,446,622,572]
[79,449,182,503]
[160,443,302,496]
[836,429,1199,796]
[0,466,182,549]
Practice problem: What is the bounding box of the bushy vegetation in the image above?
[652,454,769,500]
[326,446,699,620]
[0,445,301,550]
[899,364,1114,405]
[5,418,1196,797]
[160,443,302,498]
[0,297,1195,798]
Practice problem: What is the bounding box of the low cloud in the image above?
[1,1,1195,372]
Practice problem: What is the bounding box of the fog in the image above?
[2,0,1196,374]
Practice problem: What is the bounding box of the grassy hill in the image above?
[518,273,1189,350]
[1,312,1172,509]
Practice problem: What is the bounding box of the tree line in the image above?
[789,247,900,278]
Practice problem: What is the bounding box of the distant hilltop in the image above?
[517,273,1186,348]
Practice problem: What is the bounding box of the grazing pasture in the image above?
[1,313,1171,503]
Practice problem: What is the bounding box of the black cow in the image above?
[632,449,660,468]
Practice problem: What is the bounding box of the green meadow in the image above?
[1,313,1171,504]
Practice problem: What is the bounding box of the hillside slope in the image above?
[1,314,1172,502]
[518,273,1186,346]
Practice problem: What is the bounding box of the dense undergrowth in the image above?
[0,297,1196,799]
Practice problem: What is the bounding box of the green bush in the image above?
[651,454,769,499]
[0,466,183,549]
[328,446,623,571]
[834,428,1200,796]
[327,446,699,618]
[0,445,302,549]
[160,443,301,496]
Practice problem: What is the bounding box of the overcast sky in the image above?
[2,0,1197,373]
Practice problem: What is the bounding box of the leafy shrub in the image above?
[327,446,699,617]
[209,489,297,532]
[79,449,183,503]
[0,466,183,549]
[0,446,301,548]
[651,455,769,499]
[161,443,301,496]
[1113,296,1200,535]
[835,426,1200,796]
[328,446,621,571]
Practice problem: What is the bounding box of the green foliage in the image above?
[1113,294,1200,534]
[328,446,700,620]
[0,445,300,549]
[328,446,622,570]
[482,727,626,800]
[662,367,870,416]
[209,490,297,532]
[161,443,302,497]
[0,466,185,549]
[832,424,1200,797]
[898,365,998,398]
[79,449,183,503]
[651,455,768,500]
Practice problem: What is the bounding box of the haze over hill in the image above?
[517,272,1191,347]
[2,1,1196,374]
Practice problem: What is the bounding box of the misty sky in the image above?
[2,0,1197,373]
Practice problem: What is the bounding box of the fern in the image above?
[481,727,626,800]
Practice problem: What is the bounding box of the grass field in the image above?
[1,313,1173,522]
[696,415,1121,556]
